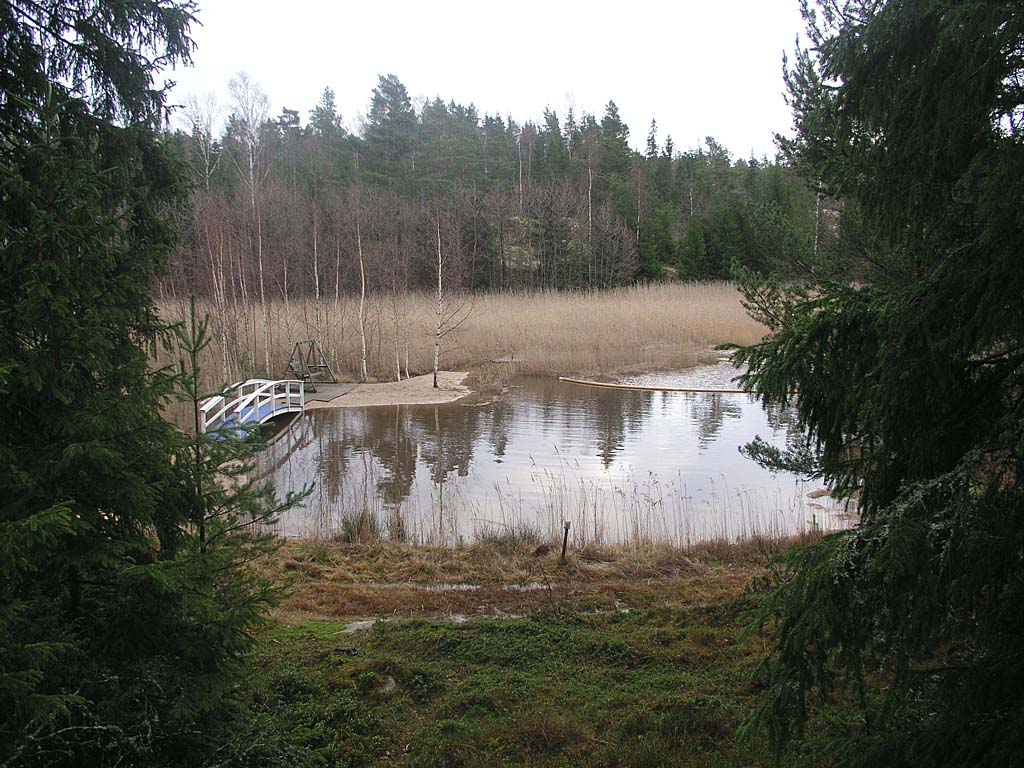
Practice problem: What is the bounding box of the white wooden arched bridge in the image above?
[200,379,306,434]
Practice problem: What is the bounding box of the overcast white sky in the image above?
[164,0,806,159]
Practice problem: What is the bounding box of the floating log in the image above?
[557,376,749,394]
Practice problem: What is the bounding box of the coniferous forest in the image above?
[165,73,825,297]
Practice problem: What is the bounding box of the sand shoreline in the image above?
[304,371,472,409]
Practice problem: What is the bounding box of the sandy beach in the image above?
[304,371,472,409]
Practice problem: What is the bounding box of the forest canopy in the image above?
[164,73,839,384]
[167,74,830,299]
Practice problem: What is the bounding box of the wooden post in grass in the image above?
[560,521,571,563]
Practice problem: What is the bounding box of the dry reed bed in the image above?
[157,282,766,386]
[270,534,811,586]
[261,534,816,621]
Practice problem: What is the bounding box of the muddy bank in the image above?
[258,537,808,624]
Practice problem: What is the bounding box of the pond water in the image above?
[256,362,853,545]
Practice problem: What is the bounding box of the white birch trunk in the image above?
[403,325,410,381]
[517,134,524,213]
[392,275,401,382]
[312,206,322,344]
[587,156,593,289]
[357,218,369,382]
[433,214,443,389]
[257,209,270,374]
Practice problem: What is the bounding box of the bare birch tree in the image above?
[355,193,369,382]
[311,194,323,345]
[228,71,271,373]
[183,92,222,188]
[432,207,472,388]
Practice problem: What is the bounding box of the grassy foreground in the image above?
[223,540,831,767]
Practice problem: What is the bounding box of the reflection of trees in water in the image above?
[360,406,417,507]
[253,379,832,544]
[763,399,801,432]
[253,414,315,478]
[485,399,513,459]
[400,404,485,542]
[592,388,652,468]
[533,377,653,468]
[251,413,339,533]
[689,393,744,449]
[318,413,353,510]
[258,402,493,539]
[411,403,483,483]
[759,397,809,462]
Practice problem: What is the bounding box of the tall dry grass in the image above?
[157,282,765,386]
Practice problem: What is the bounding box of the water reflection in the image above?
[691,393,745,449]
[256,364,851,544]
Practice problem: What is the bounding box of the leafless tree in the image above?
[431,205,472,388]
[183,92,222,188]
[228,71,271,373]
[352,187,369,382]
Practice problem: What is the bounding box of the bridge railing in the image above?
[200,379,305,433]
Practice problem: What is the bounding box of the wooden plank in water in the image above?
[557,376,749,394]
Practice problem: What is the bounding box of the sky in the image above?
[164,0,807,160]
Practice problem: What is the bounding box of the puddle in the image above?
[341,581,552,592]
[341,619,378,634]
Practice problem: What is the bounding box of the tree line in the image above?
[165,73,830,294]
[162,73,831,378]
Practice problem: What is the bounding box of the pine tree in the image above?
[738,2,1024,765]
[363,73,417,190]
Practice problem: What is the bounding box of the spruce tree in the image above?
[309,86,345,138]
[678,218,707,278]
[645,118,658,160]
[738,2,1024,765]
[0,2,300,763]
[597,101,632,178]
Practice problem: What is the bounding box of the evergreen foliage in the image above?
[737,2,1024,764]
[168,71,824,296]
[0,2,302,763]
[362,74,417,189]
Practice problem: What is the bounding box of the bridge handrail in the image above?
[200,379,305,433]
[231,379,303,415]
[199,380,247,415]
